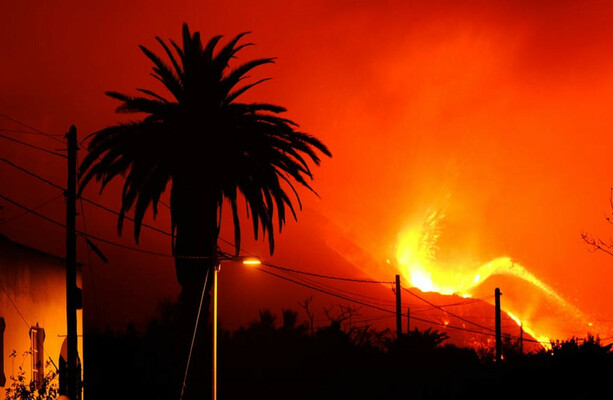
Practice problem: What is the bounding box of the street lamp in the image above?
[213,255,261,400]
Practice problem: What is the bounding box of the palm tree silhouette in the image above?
[79,23,331,312]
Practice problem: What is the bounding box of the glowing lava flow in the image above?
[395,208,589,345]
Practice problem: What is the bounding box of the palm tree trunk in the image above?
[171,179,219,317]
[170,180,218,399]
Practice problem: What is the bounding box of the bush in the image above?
[4,350,59,400]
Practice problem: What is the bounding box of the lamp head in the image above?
[237,256,261,266]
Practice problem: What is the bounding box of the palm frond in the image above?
[136,88,170,103]
[79,23,331,258]
[224,78,271,105]
[155,37,184,81]
[213,32,251,71]
[139,45,183,101]
[221,58,275,96]
[203,34,224,61]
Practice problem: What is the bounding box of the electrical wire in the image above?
[257,268,502,339]
[0,194,63,226]
[0,133,66,158]
[351,314,396,325]
[0,128,53,135]
[0,156,64,190]
[0,283,31,330]
[0,123,573,346]
[0,114,578,348]
[0,155,399,297]
[410,297,493,315]
[258,268,397,315]
[79,197,102,326]
[401,286,495,333]
[260,266,549,343]
[0,279,60,372]
[235,260,545,342]
[261,261,393,284]
[0,156,173,237]
[0,188,554,346]
[0,192,173,258]
[260,264,399,308]
[180,268,210,400]
[0,113,65,142]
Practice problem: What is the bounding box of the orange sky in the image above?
[2,0,613,341]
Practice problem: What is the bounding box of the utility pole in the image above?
[520,323,523,354]
[395,275,402,339]
[65,126,79,400]
[495,287,502,363]
[406,307,410,334]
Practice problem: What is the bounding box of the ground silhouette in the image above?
[83,301,613,400]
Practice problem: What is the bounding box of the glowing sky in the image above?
[2,1,613,340]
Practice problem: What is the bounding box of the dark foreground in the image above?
[84,304,612,400]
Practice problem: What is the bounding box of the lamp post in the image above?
[213,255,261,400]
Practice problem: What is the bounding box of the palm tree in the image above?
[79,23,331,312]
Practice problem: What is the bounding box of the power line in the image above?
[79,197,102,326]
[82,198,172,237]
[0,163,546,343]
[0,125,581,346]
[272,267,399,309]
[0,186,401,308]
[0,156,64,190]
[0,188,553,345]
[0,283,31,330]
[0,155,396,290]
[0,194,63,226]
[0,266,61,373]
[437,297,494,307]
[0,128,54,135]
[0,156,173,237]
[262,261,393,284]
[402,286,495,333]
[0,117,569,347]
[0,113,65,142]
[410,297,493,315]
[258,268,397,315]
[0,132,253,253]
[0,133,66,158]
[349,314,396,325]
[257,267,501,339]
[0,192,173,258]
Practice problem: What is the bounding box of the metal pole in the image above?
[495,287,502,363]
[65,126,79,400]
[395,275,402,339]
[213,265,219,400]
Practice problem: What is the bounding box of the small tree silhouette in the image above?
[5,350,59,400]
[582,188,613,256]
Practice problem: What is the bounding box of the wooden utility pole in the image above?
[395,275,402,338]
[495,287,502,363]
[520,323,524,354]
[65,126,79,400]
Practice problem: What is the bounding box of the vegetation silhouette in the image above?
[78,23,331,316]
[582,187,613,257]
[84,301,613,400]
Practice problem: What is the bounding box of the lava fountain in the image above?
[395,208,593,345]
